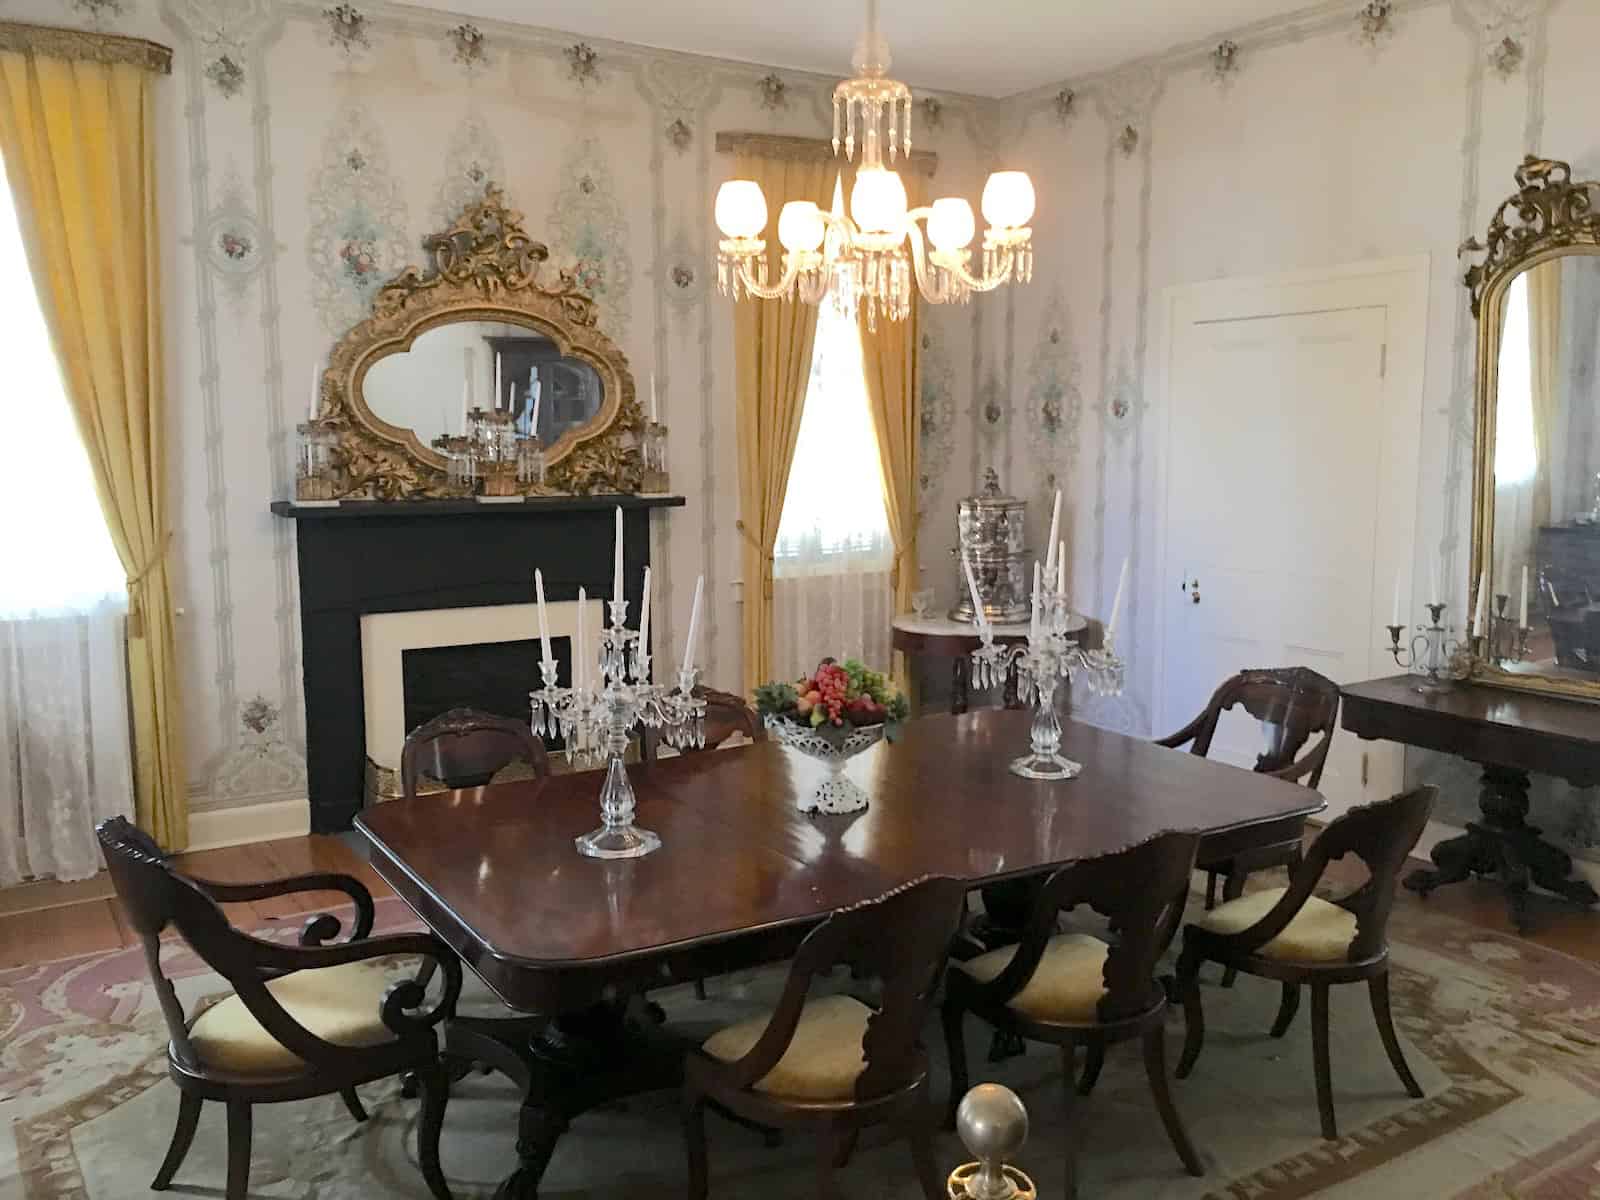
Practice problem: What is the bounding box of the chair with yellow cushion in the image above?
[1174,786,1436,1140]
[96,817,461,1200]
[942,831,1204,1200]
[682,875,967,1199]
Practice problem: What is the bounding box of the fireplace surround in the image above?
[271,495,683,831]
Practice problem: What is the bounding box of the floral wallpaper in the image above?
[546,136,634,338]
[307,103,409,334]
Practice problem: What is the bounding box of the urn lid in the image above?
[960,467,1026,513]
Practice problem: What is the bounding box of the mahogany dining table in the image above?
[356,708,1323,1198]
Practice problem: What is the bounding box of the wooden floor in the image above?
[2,832,1598,969]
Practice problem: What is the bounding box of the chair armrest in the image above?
[187,872,376,944]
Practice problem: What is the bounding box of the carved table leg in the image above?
[952,655,970,715]
[494,1103,568,1200]
[1404,764,1598,932]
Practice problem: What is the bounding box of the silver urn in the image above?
[949,468,1032,625]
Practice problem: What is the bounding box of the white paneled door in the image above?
[1156,259,1429,820]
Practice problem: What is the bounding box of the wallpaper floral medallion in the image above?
[1104,353,1143,441]
[917,328,957,515]
[642,59,714,156]
[431,111,505,226]
[447,22,488,73]
[548,137,633,337]
[659,227,705,315]
[211,695,305,807]
[308,104,409,333]
[323,3,370,58]
[1024,290,1082,474]
[566,42,600,87]
[203,52,245,97]
[199,162,267,304]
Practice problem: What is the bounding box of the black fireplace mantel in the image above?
[273,493,684,831]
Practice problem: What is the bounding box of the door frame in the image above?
[1151,255,1431,812]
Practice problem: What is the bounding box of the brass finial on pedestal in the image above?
[948,1084,1035,1199]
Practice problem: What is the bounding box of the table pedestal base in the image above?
[444,1003,685,1199]
[1403,765,1598,931]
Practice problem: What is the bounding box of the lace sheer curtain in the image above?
[0,157,132,885]
[771,301,893,682]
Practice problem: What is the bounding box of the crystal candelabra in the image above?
[530,600,707,859]
[1481,593,1532,667]
[295,417,342,502]
[1384,603,1470,694]
[969,593,1124,780]
[640,420,670,492]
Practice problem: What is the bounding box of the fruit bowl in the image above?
[764,715,884,814]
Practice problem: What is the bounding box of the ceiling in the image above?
[404,0,1321,98]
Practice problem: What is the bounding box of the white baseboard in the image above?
[186,797,310,852]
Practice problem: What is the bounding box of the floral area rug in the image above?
[3,893,1600,1199]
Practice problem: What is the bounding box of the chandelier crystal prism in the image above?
[714,0,1034,329]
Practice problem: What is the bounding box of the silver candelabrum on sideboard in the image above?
[1384,602,1470,694]
[528,515,708,859]
[967,558,1125,781]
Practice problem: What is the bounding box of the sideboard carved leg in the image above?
[1403,831,1478,897]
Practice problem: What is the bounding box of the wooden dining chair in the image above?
[943,831,1204,1199]
[97,816,461,1200]
[682,875,968,1199]
[641,684,764,763]
[400,705,550,797]
[1157,666,1340,978]
[1174,785,1436,1140]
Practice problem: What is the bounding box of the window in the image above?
[769,302,894,680]
[1496,272,1537,488]
[774,302,892,561]
[0,159,123,617]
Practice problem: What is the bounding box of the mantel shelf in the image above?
[270,495,685,520]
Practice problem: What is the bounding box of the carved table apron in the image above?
[1341,674,1600,932]
[357,709,1322,1198]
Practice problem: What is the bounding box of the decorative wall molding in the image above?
[187,795,310,851]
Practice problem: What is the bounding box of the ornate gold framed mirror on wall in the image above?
[1464,156,1600,703]
[317,185,643,497]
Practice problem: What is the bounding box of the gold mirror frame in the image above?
[1464,156,1600,702]
[319,185,643,497]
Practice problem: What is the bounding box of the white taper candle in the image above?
[1057,541,1066,598]
[650,373,659,423]
[639,565,652,679]
[1044,489,1061,577]
[1107,557,1129,643]
[530,379,542,440]
[681,575,704,676]
[612,507,624,608]
[309,360,320,422]
[576,587,587,690]
[494,351,502,412]
[962,553,989,634]
[1520,565,1529,628]
[1472,569,1488,637]
[535,568,553,665]
[1391,573,1401,627]
[1030,561,1042,643]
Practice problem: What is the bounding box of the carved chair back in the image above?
[1205,786,1436,964]
[1160,667,1340,787]
[400,706,550,796]
[642,686,764,763]
[709,875,966,1103]
[98,816,453,1080]
[969,832,1201,1027]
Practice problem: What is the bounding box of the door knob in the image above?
[1180,576,1201,604]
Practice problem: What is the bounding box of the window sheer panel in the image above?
[771,301,893,681]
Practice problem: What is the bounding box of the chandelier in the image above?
[714,0,1035,329]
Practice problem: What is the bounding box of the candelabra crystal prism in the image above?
[970,593,1123,780]
[530,602,706,859]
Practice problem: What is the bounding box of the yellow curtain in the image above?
[1526,258,1562,530]
[0,32,185,848]
[734,153,831,696]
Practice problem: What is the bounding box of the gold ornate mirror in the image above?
[1465,156,1600,702]
[320,186,643,497]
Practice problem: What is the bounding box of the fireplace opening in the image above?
[401,637,569,750]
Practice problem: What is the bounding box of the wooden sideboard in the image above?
[1341,675,1600,931]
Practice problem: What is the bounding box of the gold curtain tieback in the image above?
[736,519,777,597]
[125,531,173,638]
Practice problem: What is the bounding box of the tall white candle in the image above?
[1057,541,1066,598]
[494,351,502,412]
[309,360,320,422]
[576,587,587,690]
[460,377,470,432]
[1391,573,1401,627]
[534,568,553,665]
[638,565,652,678]
[530,378,542,440]
[1520,564,1530,628]
[1030,561,1042,643]
[1043,490,1062,577]
[650,373,659,423]
[681,575,704,676]
[1107,557,1129,643]
[612,507,624,607]
[962,553,989,634]
[1430,557,1440,607]
[1472,568,1488,637]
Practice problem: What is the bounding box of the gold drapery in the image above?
[0,31,185,848]
[858,182,922,690]
[1526,258,1562,530]
[733,153,832,696]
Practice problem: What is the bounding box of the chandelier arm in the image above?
[944,246,1018,294]
[734,255,807,301]
[902,215,951,305]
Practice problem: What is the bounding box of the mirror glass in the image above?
[1489,252,1600,680]
[362,318,605,447]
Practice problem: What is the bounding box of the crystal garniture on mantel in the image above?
[713,0,1035,329]
[967,547,1127,782]
[531,515,707,859]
